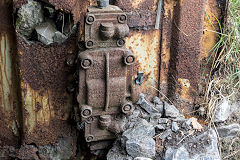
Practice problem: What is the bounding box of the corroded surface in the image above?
[0,0,20,147]
[17,36,78,145]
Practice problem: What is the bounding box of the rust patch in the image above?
[17,145,39,160]
[17,34,78,145]
[160,0,207,112]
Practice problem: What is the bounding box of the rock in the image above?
[149,113,163,125]
[153,97,164,113]
[53,31,67,44]
[182,118,193,129]
[182,117,203,131]
[214,99,231,122]
[38,137,74,160]
[16,0,44,38]
[165,146,190,160]
[107,141,133,160]
[121,119,155,146]
[126,137,155,158]
[164,102,180,118]
[155,124,165,131]
[158,118,169,124]
[137,94,159,114]
[171,122,179,132]
[134,157,152,160]
[164,129,221,160]
[35,22,57,45]
[128,109,141,120]
[159,129,172,139]
[217,123,240,138]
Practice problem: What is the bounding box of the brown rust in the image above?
[159,0,207,112]
[0,0,21,147]
[17,35,78,145]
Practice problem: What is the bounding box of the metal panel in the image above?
[0,0,21,148]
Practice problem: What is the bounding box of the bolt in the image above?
[82,59,91,68]
[82,109,91,116]
[86,41,94,47]
[126,55,135,64]
[87,16,94,23]
[120,15,126,21]
[117,39,125,46]
[123,104,131,111]
[86,135,94,142]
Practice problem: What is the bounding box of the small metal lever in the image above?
[135,71,144,85]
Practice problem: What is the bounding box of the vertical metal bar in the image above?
[105,52,110,111]
[155,0,163,30]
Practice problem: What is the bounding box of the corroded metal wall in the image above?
[0,0,21,148]
[0,0,223,159]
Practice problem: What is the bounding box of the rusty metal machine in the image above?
[76,0,139,150]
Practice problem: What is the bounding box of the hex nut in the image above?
[86,15,95,25]
[122,103,134,114]
[117,39,125,47]
[86,40,94,48]
[124,55,135,65]
[81,58,93,69]
[86,135,94,142]
[118,14,127,24]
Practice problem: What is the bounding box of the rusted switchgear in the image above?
[76,2,139,150]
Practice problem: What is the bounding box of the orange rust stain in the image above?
[176,78,193,103]
[126,30,160,97]
[201,0,221,59]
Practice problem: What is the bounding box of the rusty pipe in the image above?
[97,0,109,8]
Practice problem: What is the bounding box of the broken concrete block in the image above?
[214,99,231,122]
[158,118,169,124]
[121,119,155,146]
[217,123,240,138]
[164,102,180,118]
[16,0,44,38]
[137,94,159,114]
[35,22,57,45]
[149,113,163,125]
[126,137,155,158]
[155,124,165,131]
[171,122,179,132]
[53,31,68,44]
[153,97,164,113]
[107,141,133,160]
[159,129,172,139]
[165,146,190,160]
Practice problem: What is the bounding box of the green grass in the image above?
[203,0,240,122]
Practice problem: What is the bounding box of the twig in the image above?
[223,149,240,159]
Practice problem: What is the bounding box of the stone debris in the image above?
[16,0,73,45]
[217,123,240,138]
[16,0,44,38]
[126,137,155,158]
[164,102,180,118]
[107,141,133,160]
[107,94,222,160]
[214,98,231,122]
[137,94,160,114]
[171,122,179,132]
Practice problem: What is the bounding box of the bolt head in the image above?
[86,135,94,142]
[117,39,125,47]
[126,55,135,64]
[86,41,94,47]
[123,104,131,111]
[82,109,91,116]
[118,14,127,23]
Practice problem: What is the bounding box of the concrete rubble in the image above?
[107,94,222,160]
[16,0,73,45]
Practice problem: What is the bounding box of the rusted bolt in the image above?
[117,39,125,47]
[122,103,134,114]
[82,109,91,117]
[81,106,92,118]
[86,40,94,48]
[86,15,95,24]
[81,59,92,69]
[125,55,135,65]
[118,14,127,24]
[86,135,94,142]
[99,115,111,129]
